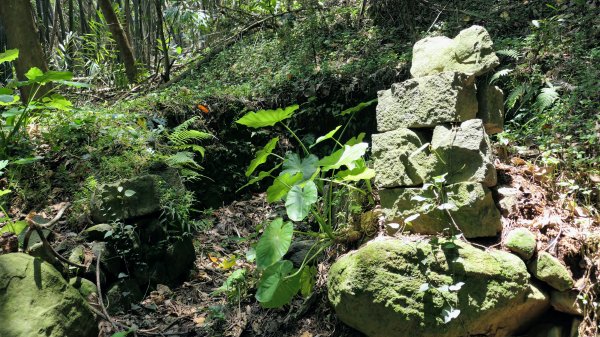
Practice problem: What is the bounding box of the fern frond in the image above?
[173,116,201,132]
[535,87,559,111]
[169,129,212,146]
[165,151,203,170]
[489,68,513,84]
[496,49,519,60]
[505,84,526,110]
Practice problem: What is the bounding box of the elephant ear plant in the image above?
[235,102,375,308]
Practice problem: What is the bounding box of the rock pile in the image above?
[374,25,504,239]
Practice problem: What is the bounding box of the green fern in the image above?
[535,87,559,112]
[496,49,519,60]
[489,68,513,84]
[165,151,203,170]
[506,84,526,110]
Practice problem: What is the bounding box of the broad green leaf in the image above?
[110,330,133,337]
[311,125,341,148]
[124,190,136,197]
[0,49,18,64]
[25,67,44,81]
[285,181,318,221]
[11,156,42,165]
[256,218,293,269]
[255,260,301,308]
[300,266,317,298]
[237,163,282,192]
[42,94,73,111]
[54,80,92,88]
[0,160,8,171]
[345,132,365,146]
[2,108,23,118]
[246,137,279,177]
[318,143,369,172]
[336,160,375,182]
[0,220,28,235]
[0,189,10,197]
[266,172,303,203]
[42,71,73,82]
[0,88,12,95]
[339,98,377,116]
[0,94,18,106]
[281,153,318,179]
[236,105,298,128]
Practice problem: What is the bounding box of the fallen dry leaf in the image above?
[193,315,206,327]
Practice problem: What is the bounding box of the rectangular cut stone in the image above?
[376,72,478,131]
[379,182,502,238]
[409,119,497,187]
[477,80,504,134]
[372,128,425,188]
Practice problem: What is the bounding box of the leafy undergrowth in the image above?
[98,150,599,337]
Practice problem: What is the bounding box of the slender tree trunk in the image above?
[97,0,137,83]
[68,0,74,32]
[154,0,170,82]
[56,0,66,41]
[124,0,134,56]
[0,0,50,102]
[77,0,87,34]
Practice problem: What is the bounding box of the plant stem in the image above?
[281,122,309,156]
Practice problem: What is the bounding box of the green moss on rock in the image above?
[528,252,574,291]
[505,228,537,260]
[0,253,98,337]
[328,238,549,337]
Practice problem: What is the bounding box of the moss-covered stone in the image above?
[327,238,549,337]
[529,252,574,291]
[81,223,114,241]
[550,290,583,316]
[376,72,477,131]
[106,279,144,314]
[379,182,502,238]
[410,119,497,187]
[70,277,98,298]
[372,128,425,188]
[90,175,161,222]
[477,80,504,134]
[505,228,537,260]
[410,25,499,78]
[0,253,98,337]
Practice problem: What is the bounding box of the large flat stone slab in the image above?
[379,182,502,238]
[372,128,426,188]
[376,71,477,131]
[409,119,497,187]
[477,80,504,134]
[328,238,549,337]
[411,25,500,78]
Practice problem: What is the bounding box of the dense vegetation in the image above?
[0,0,598,336]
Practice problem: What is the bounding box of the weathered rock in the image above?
[497,187,520,217]
[0,253,98,337]
[328,238,549,337]
[106,279,144,314]
[81,223,114,241]
[550,290,583,316]
[372,128,425,187]
[90,175,161,223]
[376,72,477,131]
[477,80,504,134]
[410,25,500,78]
[505,228,537,260]
[380,182,502,238]
[70,276,98,298]
[529,252,574,291]
[410,119,497,187]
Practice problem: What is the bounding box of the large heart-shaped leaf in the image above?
[255,260,301,308]
[0,49,18,64]
[236,105,298,128]
[256,218,293,269]
[266,172,303,203]
[246,137,279,177]
[311,125,341,148]
[336,159,375,182]
[318,143,368,172]
[345,132,365,146]
[281,153,318,179]
[285,181,318,221]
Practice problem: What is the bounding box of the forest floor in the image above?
[100,150,599,337]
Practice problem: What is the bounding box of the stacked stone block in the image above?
[375,26,505,238]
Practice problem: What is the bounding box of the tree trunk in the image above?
[0,0,50,102]
[97,0,137,83]
[154,0,170,82]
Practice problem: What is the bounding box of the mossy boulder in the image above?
[477,80,504,134]
[372,128,426,188]
[376,72,477,131]
[0,253,98,337]
[70,277,98,298]
[90,175,161,222]
[505,228,537,260]
[410,25,500,78]
[380,182,502,238]
[410,119,497,187]
[529,252,574,291]
[550,290,583,316]
[81,223,114,241]
[328,238,549,337]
